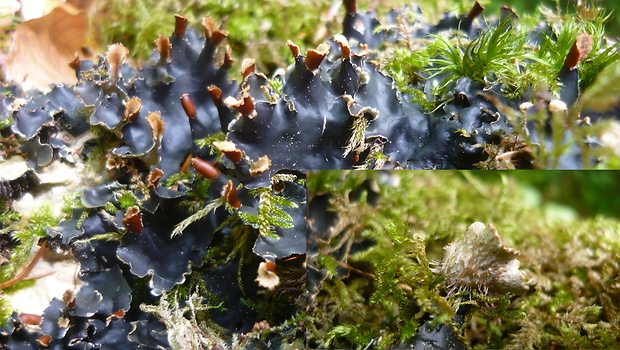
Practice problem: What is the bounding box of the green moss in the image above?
[1,205,57,283]
[86,125,123,170]
[267,75,284,96]
[307,170,620,349]
[117,190,139,209]
[60,191,84,217]
[0,203,68,325]
[162,172,195,188]
[91,0,180,61]
[343,114,369,159]
[193,132,226,156]
[0,297,12,326]
[432,17,528,94]
[0,116,12,131]
[172,198,224,238]
[238,186,298,239]
[173,173,302,239]
[176,177,215,215]
[376,2,619,104]
[375,33,436,107]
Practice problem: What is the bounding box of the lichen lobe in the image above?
[437,222,528,296]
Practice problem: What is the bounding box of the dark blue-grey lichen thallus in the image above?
[407,324,465,349]
[400,305,471,350]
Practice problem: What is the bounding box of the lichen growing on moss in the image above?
[434,222,528,297]
[307,170,620,349]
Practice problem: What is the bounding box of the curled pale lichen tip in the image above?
[155,35,172,64]
[333,34,351,59]
[287,41,301,58]
[106,44,129,84]
[241,58,256,80]
[256,261,279,290]
[437,222,528,296]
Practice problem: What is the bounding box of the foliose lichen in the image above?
[434,222,528,297]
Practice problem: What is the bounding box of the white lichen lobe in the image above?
[435,222,528,296]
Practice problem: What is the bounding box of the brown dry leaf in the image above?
[4,5,89,90]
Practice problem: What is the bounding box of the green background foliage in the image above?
[91,0,620,65]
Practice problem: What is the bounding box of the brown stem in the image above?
[0,241,52,290]
[335,260,375,278]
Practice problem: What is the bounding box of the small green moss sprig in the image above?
[0,297,12,327]
[343,112,369,160]
[267,75,284,96]
[472,293,527,321]
[0,116,12,131]
[237,186,298,240]
[193,132,226,156]
[172,197,224,238]
[0,205,56,284]
[374,11,436,109]
[231,312,306,349]
[116,190,140,209]
[431,17,528,96]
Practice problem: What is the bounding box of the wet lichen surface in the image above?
[307,170,620,349]
[0,14,306,350]
[1,0,620,349]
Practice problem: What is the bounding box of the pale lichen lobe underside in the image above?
[436,222,528,297]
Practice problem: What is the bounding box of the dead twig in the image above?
[0,241,54,290]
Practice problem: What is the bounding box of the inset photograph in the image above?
[306,170,620,349]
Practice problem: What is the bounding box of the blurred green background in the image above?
[468,171,620,220]
[482,0,620,34]
[90,0,620,71]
